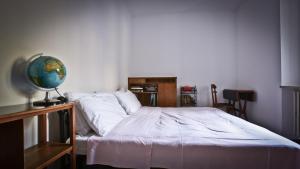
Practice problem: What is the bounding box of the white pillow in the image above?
[64,92,94,135]
[64,92,94,101]
[115,90,142,114]
[74,102,92,135]
[78,94,127,136]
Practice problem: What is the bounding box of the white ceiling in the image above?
[126,0,248,16]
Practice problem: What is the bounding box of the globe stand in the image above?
[33,91,61,107]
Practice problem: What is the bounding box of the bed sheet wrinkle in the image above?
[162,108,261,141]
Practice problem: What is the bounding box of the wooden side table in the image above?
[0,103,76,169]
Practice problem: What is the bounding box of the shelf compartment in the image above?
[25,143,72,169]
[180,86,197,107]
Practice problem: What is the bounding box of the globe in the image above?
[27,56,66,90]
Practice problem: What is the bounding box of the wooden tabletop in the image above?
[223,89,254,93]
[223,89,255,101]
[0,103,74,124]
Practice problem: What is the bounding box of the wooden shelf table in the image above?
[0,103,76,169]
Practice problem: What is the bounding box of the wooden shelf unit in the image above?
[128,77,177,107]
[180,86,197,107]
[24,143,72,169]
[0,103,76,169]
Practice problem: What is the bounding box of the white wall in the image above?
[128,1,238,106]
[128,0,283,132]
[280,0,300,87]
[236,0,282,132]
[0,0,130,148]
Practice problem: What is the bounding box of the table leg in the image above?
[227,100,236,115]
[238,100,248,120]
[242,100,248,120]
[232,101,236,115]
[38,114,47,145]
[69,107,76,169]
[38,114,48,169]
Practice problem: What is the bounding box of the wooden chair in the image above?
[211,84,236,115]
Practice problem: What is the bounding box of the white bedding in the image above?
[67,133,94,155]
[86,107,300,169]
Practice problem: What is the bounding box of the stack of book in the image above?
[129,84,158,107]
[144,84,158,92]
[130,86,143,93]
[181,86,197,93]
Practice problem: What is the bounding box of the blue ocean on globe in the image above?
[27,56,66,89]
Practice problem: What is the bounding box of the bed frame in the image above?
[59,108,164,169]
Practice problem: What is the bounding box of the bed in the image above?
[65,92,300,169]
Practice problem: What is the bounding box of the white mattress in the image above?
[86,107,300,169]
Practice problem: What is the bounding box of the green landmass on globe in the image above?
[27,56,66,89]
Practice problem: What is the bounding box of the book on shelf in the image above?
[150,93,157,106]
[181,86,197,93]
[131,86,143,90]
[144,86,157,92]
[130,86,144,93]
[131,89,143,93]
[130,84,158,93]
[182,86,194,91]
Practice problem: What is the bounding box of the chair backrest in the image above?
[211,84,218,107]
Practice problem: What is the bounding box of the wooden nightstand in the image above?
[0,103,76,169]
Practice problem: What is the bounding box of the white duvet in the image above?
[86,107,300,169]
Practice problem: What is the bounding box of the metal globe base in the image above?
[33,91,61,107]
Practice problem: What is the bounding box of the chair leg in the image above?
[232,108,237,116]
[225,107,229,113]
[243,113,248,120]
[227,106,235,116]
[231,108,236,116]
